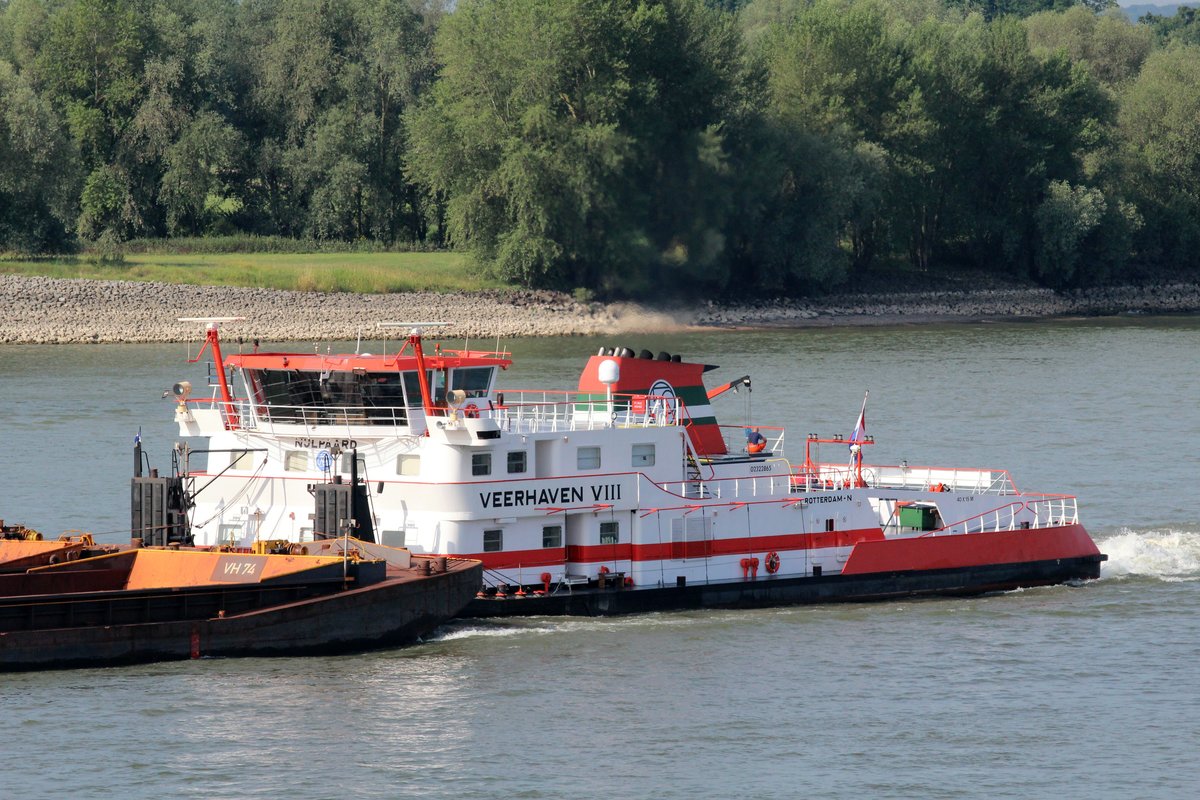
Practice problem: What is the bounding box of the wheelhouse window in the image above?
[542,525,563,548]
[402,371,433,407]
[285,451,308,471]
[600,521,619,545]
[578,446,601,470]
[451,367,495,398]
[472,453,492,476]
[483,529,503,552]
[632,443,655,467]
[507,451,527,474]
[247,368,416,424]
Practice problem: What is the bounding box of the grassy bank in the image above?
[0,251,506,293]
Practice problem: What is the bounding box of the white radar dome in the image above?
[598,359,620,386]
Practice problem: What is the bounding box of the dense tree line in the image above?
[1,0,1199,296]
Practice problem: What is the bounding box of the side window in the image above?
[542,525,563,548]
[632,443,655,467]
[396,454,420,476]
[340,452,366,474]
[483,529,503,552]
[285,451,308,472]
[218,523,242,545]
[600,521,619,545]
[229,450,253,470]
[472,452,492,476]
[577,446,601,470]
[507,451,527,474]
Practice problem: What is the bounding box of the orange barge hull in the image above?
[0,551,481,671]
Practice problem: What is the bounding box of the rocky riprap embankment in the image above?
[0,276,645,343]
[2,274,1199,344]
[693,283,1200,327]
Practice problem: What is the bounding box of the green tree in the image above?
[159,109,243,234]
[37,0,145,174]
[0,58,81,251]
[0,0,52,72]
[943,1,1112,20]
[1024,5,1152,88]
[1118,45,1200,271]
[242,0,436,242]
[407,0,745,293]
[751,0,907,278]
[893,15,1114,276]
[1139,6,1200,48]
[1034,179,1138,287]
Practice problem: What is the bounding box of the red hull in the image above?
[841,524,1100,575]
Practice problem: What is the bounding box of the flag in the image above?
[849,391,868,468]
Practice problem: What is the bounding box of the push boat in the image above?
[0,522,481,671]
[149,318,1106,617]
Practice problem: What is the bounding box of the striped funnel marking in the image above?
[577,354,726,455]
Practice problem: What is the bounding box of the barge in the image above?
[0,536,480,671]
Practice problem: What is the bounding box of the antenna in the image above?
[378,322,450,336]
[178,316,245,329]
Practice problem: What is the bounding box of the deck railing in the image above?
[918,495,1079,536]
[715,425,786,458]
[665,460,1035,508]
[191,390,688,437]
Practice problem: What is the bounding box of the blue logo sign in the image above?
[315,450,333,473]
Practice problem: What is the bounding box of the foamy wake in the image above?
[428,612,687,643]
[1098,528,1200,582]
[427,622,555,642]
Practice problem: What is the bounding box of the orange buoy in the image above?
[765,551,781,574]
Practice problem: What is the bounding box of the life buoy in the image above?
[463,403,479,419]
[765,551,780,574]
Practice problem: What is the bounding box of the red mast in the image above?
[180,317,244,431]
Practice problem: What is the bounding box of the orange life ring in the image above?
[765,551,780,574]
[463,403,479,418]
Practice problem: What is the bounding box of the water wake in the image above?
[1099,528,1200,581]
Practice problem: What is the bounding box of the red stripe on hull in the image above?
[840,524,1100,576]
[451,528,886,570]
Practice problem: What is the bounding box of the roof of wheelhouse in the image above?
[223,351,513,372]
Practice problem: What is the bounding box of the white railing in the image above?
[193,399,411,434]
[867,464,1016,495]
[492,391,686,436]
[716,425,786,458]
[1024,495,1079,528]
[918,496,1079,536]
[192,391,689,438]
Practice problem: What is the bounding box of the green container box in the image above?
[899,505,938,530]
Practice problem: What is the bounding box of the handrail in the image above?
[918,496,1079,536]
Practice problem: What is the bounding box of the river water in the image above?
[2,317,1198,799]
